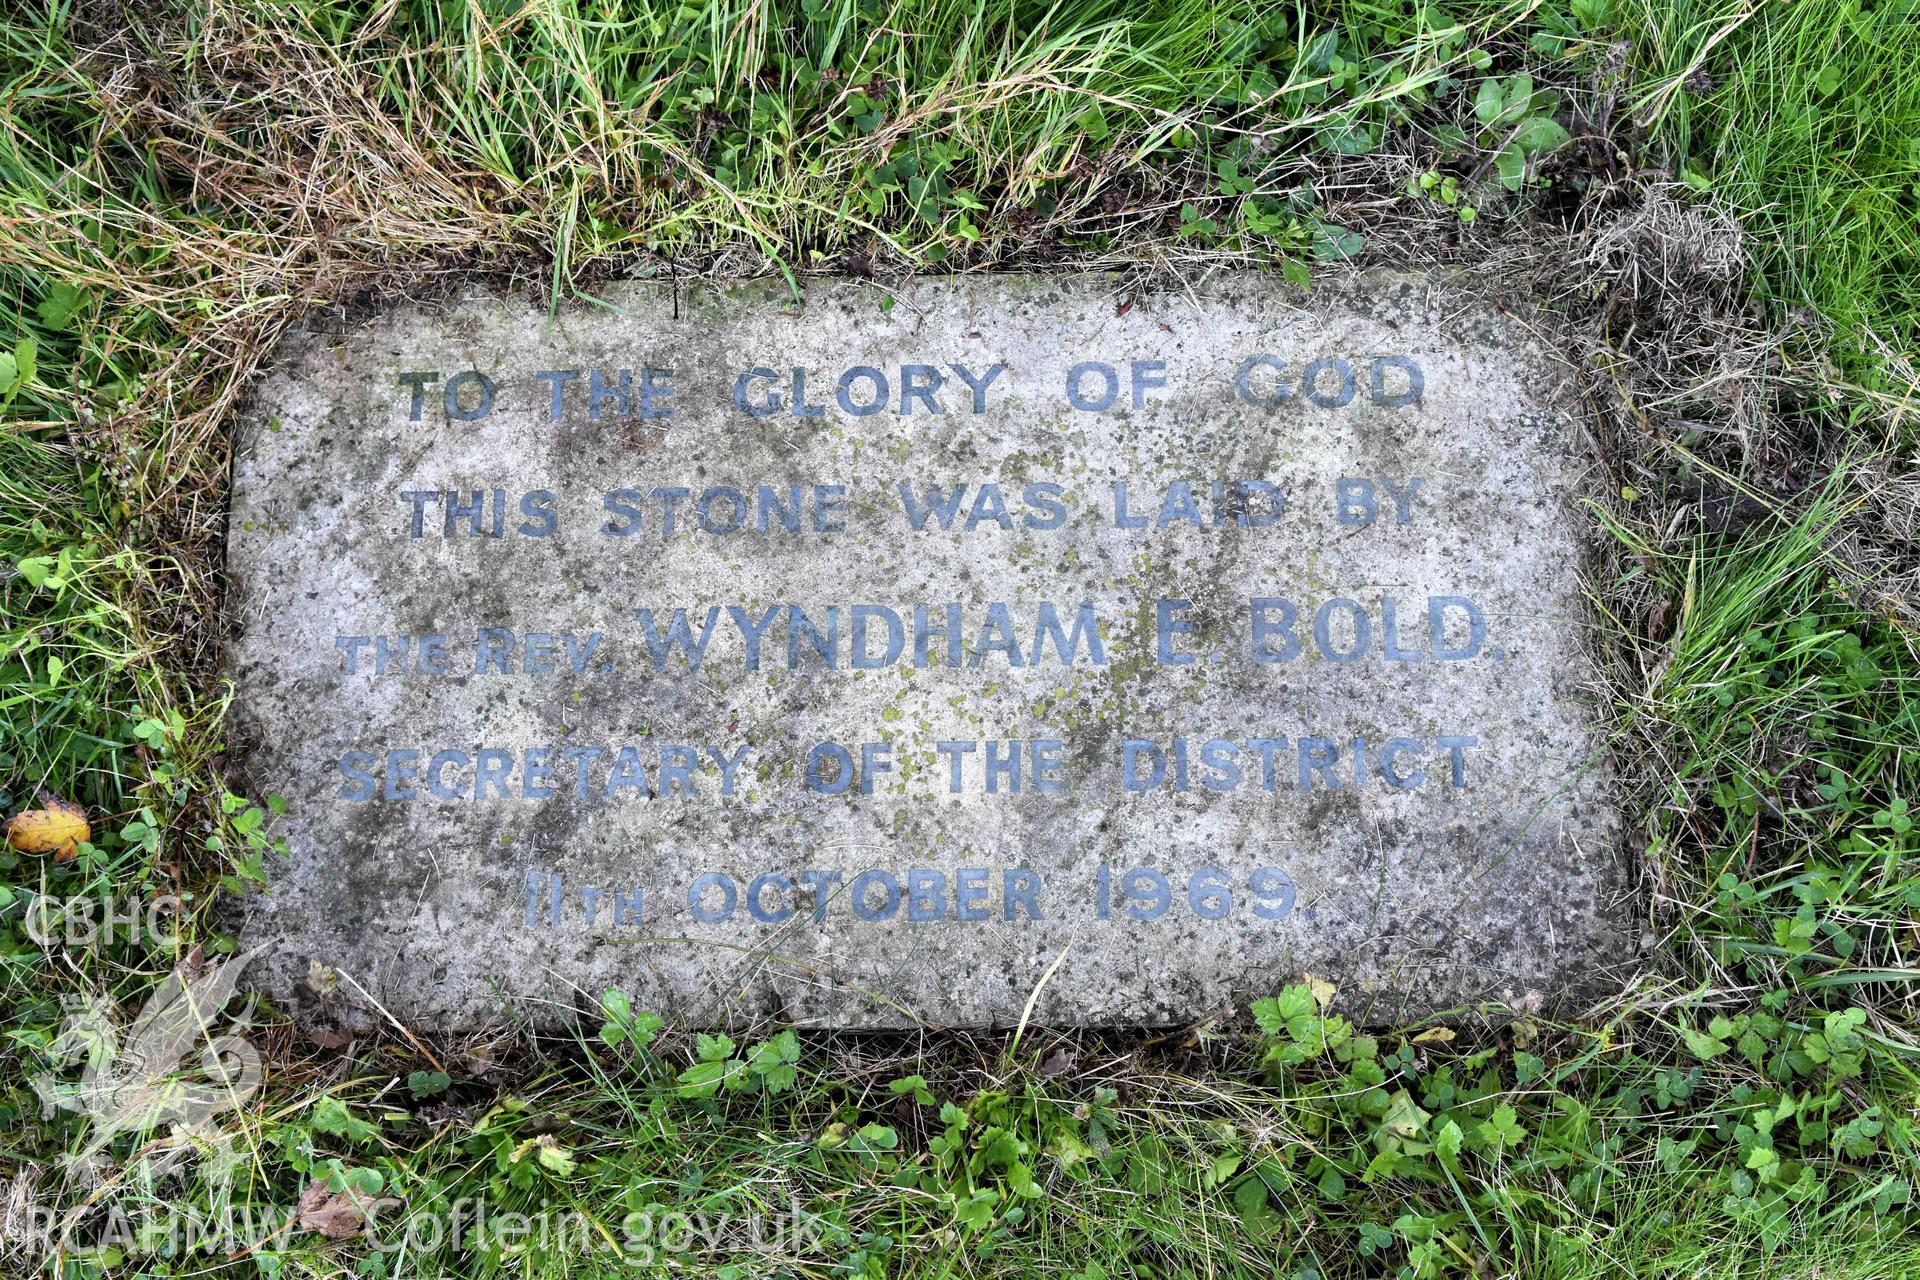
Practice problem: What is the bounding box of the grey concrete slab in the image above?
[225,271,1630,1030]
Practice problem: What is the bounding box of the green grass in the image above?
[1625,0,1920,401]
[2,1,1918,1277]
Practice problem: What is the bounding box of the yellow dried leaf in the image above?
[1412,1027,1456,1045]
[7,790,90,860]
[1305,973,1337,1011]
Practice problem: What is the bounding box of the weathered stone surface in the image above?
[225,271,1629,1030]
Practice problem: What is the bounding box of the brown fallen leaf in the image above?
[296,1179,397,1240]
[7,788,90,861]
[307,1026,357,1050]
